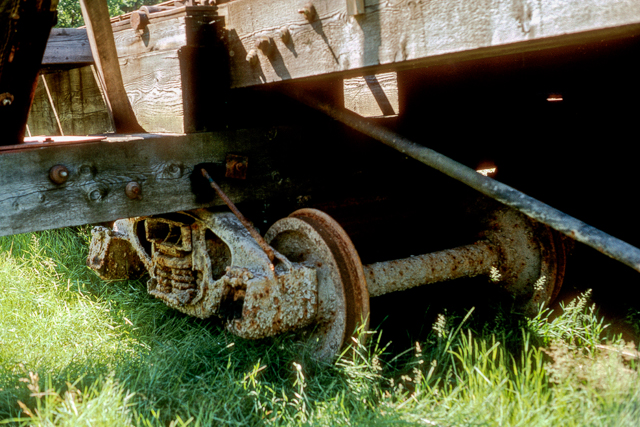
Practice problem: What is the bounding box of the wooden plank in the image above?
[220,0,640,88]
[27,66,114,136]
[42,29,93,65]
[344,72,398,117]
[80,0,145,133]
[0,121,406,237]
[118,50,186,133]
[0,131,279,236]
[113,15,188,57]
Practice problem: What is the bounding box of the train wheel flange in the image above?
[265,208,370,360]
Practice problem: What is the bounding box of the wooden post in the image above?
[80,0,145,133]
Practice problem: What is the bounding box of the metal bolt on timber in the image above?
[277,26,291,44]
[125,181,142,199]
[246,49,258,66]
[49,165,69,185]
[256,36,274,57]
[298,2,316,21]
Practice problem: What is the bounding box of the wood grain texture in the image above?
[220,0,640,88]
[344,72,398,117]
[119,50,186,133]
[0,130,296,236]
[42,28,93,65]
[113,16,188,58]
[27,66,113,136]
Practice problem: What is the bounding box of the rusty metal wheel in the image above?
[265,208,370,360]
[483,207,567,316]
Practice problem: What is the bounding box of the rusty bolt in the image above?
[130,10,150,31]
[125,181,142,199]
[246,49,258,65]
[277,26,291,44]
[256,36,274,57]
[49,165,69,185]
[1,92,13,106]
[298,2,316,21]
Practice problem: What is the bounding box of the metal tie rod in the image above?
[296,96,640,273]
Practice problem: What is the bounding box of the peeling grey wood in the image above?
[42,28,93,65]
[0,130,300,237]
[221,0,640,88]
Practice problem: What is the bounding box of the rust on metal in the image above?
[225,154,248,180]
[265,209,370,359]
[362,205,566,316]
[87,226,145,280]
[88,210,318,344]
[49,164,69,185]
[298,2,316,21]
[201,168,275,264]
[125,181,142,199]
[364,241,499,297]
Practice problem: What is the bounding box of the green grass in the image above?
[1,228,639,426]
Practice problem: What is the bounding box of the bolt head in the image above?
[49,165,69,185]
[277,26,291,43]
[298,2,316,21]
[125,181,142,199]
[246,49,258,65]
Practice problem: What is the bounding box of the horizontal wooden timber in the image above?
[221,0,640,88]
[0,129,311,237]
[42,28,93,65]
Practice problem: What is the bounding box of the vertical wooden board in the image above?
[119,50,185,133]
[78,66,114,135]
[27,67,113,136]
[344,72,398,117]
[27,78,59,136]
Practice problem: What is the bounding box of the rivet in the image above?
[255,36,274,57]
[277,26,291,44]
[79,164,94,177]
[125,181,142,200]
[246,49,258,65]
[49,165,69,185]
[298,2,316,21]
[89,189,102,201]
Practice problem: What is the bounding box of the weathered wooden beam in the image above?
[0,133,248,236]
[42,28,93,65]
[0,127,352,237]
[220,0,640,88]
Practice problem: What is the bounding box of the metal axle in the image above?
[364,241,498,297]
